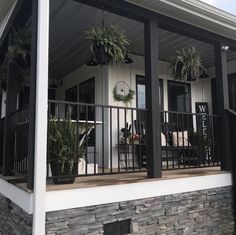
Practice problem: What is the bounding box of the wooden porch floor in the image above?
[46,167,224,191]
[1,166,226,192]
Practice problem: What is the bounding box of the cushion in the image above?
[172,131,191,147]
[161,132,168,146]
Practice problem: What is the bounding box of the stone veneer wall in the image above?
[46,186,235,235]
[0,193,32,235]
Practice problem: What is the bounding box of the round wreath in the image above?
[113,86,135,104]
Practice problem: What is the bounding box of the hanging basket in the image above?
[94,45,111,65]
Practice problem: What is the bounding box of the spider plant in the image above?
[170,46,205,81]
[86,25,130,65]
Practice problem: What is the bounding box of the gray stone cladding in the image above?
[46,186,235,235]
[0,193,32,235]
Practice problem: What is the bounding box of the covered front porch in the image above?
[0,0,235,189]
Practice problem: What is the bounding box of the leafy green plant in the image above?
[86,25,130,64]
[0,27,31,91]
[8,27,31,66]
[170,46,205,81]
[48,117,86,175]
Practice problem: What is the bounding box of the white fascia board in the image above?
[46,173,232,212]
[160,0,236,31]
[0,178,33,214]
[0,0,17,38]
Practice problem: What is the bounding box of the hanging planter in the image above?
[170,46,205,82]
[0,27,32,92]
[8,27,31,69]
[86,25,130,65]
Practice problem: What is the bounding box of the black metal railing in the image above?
[47,100,147,182]
[161,111,221,170]
[0,118,5,169]
[10,107,29,174]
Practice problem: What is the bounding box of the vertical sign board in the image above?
[196,102,209,136]
[195,102,211,159]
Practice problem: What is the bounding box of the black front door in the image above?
[168,80,191,130]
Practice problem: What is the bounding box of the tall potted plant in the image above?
[170,46,205,82]
[48,118,86,184]
[86,25,130,65]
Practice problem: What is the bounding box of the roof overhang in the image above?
[126,0,236,41]
[0,0,17,39]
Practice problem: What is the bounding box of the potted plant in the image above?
[48,117,86,184]
[86,25,130,65]
[170,46,205,81]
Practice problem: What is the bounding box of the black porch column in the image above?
[3,61,18,176]
[145,19,161,178]
[27,0,38,190]
[215,44,231,170]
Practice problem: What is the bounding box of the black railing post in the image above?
[3,62,18,176]
[214,44,231,171]
[145,19,161,178]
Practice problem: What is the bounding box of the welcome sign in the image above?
[195,102,209,137]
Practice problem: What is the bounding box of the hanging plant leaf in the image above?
[170,46,206,82]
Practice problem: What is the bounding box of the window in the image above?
[79,78,95,146]
[65,86,78,119]
[168,81,191,113]
[136,75,163,110]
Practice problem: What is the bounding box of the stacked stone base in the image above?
[0,193,32,235]
[46,186,235,235]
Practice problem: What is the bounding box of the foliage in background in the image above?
[86,25,130,64]
[8,27,31,65]
[0,27,31,91]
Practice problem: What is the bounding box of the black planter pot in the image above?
[95,45,111,65]
[187,68,197,82]
[50,162,78,184]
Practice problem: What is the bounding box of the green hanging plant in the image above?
[86,25,130,65]
[8,27,31,68]
[170,46,205,82]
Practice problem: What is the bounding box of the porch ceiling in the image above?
[126,0,236,40]
[0,0,17,39]
[49,0,236,80]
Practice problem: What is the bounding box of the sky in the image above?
[200,0,236,15]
